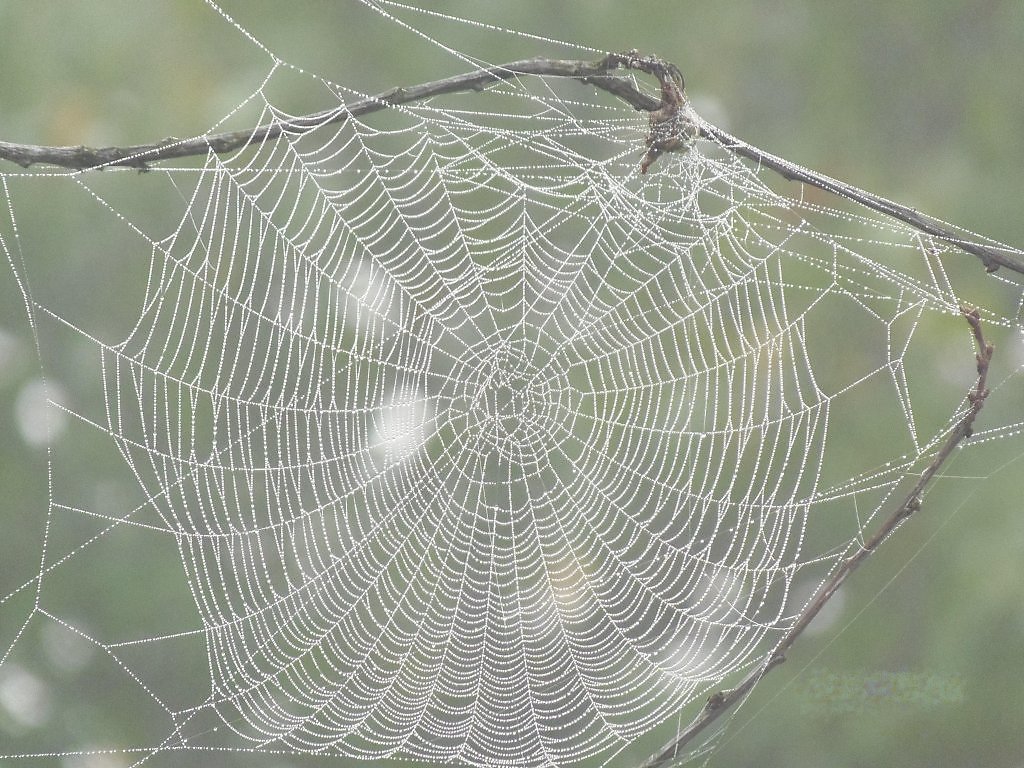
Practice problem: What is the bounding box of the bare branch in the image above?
[0,46,1012,767]
[0,51,1021,275]
[0,52,660,171]
[696,122,1024,276]
[638,305,993,768]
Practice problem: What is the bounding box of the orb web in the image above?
[2,4,1023,768]
[89,73,971,763]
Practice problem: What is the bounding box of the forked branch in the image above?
[0,46,1009,768]
[639,306,993,768]
[1,52,1022,275]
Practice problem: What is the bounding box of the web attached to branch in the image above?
[2,4,1023,768]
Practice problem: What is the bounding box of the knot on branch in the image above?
[607,51,699,173]
[704,691,727,711]
[618,53,700,174]
[642,102,699,173]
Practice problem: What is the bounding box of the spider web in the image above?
[2,3,1023,767]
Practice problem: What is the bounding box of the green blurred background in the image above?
[1,2,1022,766]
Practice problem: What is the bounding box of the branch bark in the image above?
[1,52,1022,276]
[0,53,661,171]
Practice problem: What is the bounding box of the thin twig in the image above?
[638,305,993,768]
[1,53,1021,275]
[696,122,1023,275]
[0,53,660,171]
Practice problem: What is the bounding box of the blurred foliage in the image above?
[1,2,1022,767]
